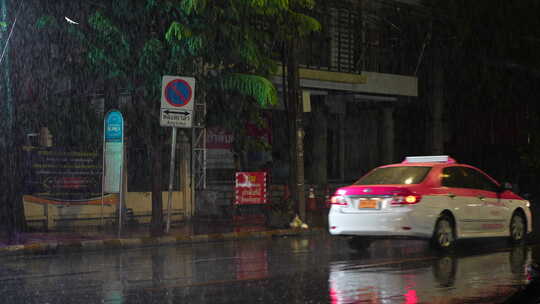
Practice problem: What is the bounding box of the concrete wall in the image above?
[24,190,191,230]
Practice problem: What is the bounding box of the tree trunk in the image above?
[147,91,164,235]
[286,39,306,221]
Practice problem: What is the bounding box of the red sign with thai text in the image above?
[235,172,267,205]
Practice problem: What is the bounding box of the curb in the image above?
[0,227,326,257]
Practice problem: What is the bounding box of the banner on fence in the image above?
[23,148,117,205]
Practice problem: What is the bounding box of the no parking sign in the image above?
[160,75,195,128]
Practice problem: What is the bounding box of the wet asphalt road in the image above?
[0,235,538,304]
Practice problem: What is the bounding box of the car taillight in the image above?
[329,195,348,206]
[391,194,422,205]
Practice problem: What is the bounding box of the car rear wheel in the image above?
[431,215,455,251]
[348,236,372,251]
[509,212,526,245]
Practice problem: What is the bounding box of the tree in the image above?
[34,0,319,234]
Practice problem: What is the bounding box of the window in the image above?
[463,167,499,192]
[441,167,468,188]
[354,166,431,185]
[441,166,499,192]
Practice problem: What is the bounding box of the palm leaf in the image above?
[218,73,278,107]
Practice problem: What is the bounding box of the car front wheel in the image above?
[431,215,455,251]
[509,212,526,245]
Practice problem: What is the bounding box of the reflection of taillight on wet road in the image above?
[404,289,418,304]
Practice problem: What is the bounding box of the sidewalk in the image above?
[0,212,328,257]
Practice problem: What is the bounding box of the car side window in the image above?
[441,167,468,188]
[463,167,499,192]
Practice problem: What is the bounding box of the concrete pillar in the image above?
[338,113,345,180]
[310,96,328,185]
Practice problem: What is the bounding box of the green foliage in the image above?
[180,0,207,15]
[186,36,203,55]
[165,21,192,42]
[289,12,321,36]
[0,21,7,31]
[84,11,131,80]
[88,11,130,58]
[35,16,57,29]
[139,38,165,74]
[238,39,262,68]
[33,0,320,159]
[219,74,278,107]
[245,0,288,11]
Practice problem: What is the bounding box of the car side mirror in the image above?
[500,182,513,192]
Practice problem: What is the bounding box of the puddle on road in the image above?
[328,247,532,304]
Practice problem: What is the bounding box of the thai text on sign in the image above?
[235,172,267,205]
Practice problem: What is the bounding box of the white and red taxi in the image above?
[328,156,533,250]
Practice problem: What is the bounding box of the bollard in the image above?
[308,186,317,211]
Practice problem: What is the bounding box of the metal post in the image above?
[117,132,126,237]
[166,127,178,233]
[118,163,123,238]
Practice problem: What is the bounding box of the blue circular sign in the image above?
[165,79,192,107]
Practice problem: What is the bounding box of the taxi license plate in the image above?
[358,199,378,209]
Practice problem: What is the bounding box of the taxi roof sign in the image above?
[403,155,456,164]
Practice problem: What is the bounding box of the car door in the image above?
[440,166,483,234]
[463,167,506,233]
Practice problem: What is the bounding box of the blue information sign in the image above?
[105,110,124,142]
[103,110,124,193]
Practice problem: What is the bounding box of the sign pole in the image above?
[160,75,195,233]
[166,127,178,233]
[117,130,126,237]
[118,163,124,237]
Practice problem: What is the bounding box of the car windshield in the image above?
[354,166,431,185]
